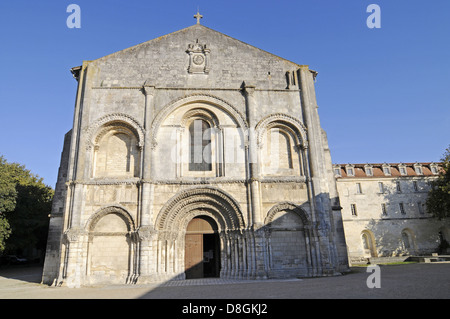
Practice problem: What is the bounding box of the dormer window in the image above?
[398,164,407,176]
[414,163,423,175]
[430,163,439,175]
[364,164,373,176]
[333,165,341,177]
[345,165,355,176]
[382,164,391,176]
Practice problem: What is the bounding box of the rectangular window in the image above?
[413,181,419,192]
[399,203,405,214]
[347,168,354,176]
[366,167,373,176]
[396,181,402,193]
[383,167,390,175]
[400,167,407,175]
[378,182,384,193]
[356,183,362,194]
[351,204,357,216]
[418,201,424,214]
[415,166,423,175]
[381,203,387,216]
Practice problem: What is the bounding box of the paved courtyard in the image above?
[0,263,449,300]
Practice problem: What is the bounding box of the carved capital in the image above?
[137,226,157,241]
[243,84,256,97]
[142,85,155,97]
[64,227,85,243]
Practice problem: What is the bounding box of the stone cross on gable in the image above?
[194,11,203,24]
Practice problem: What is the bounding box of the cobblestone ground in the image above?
[0,263,449,300]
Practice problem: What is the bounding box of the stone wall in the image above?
[335,163,450,263]
[42,23,349,286]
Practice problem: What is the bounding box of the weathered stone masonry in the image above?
[42,22,349,286]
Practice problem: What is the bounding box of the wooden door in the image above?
[185,233,203,279]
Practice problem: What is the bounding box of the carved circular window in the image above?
[193,54,205,65]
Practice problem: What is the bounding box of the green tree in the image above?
[426,146,450,219]
[0,214,11,252]
[0,156,54,257]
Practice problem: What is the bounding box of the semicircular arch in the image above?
[255,113,307,148]
[85,205,136,233]
[156,186,245,233]
[151,94,248,146]
[264,202,309,226]
[86,113,145,149]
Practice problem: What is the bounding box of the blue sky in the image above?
[0,0,449,188]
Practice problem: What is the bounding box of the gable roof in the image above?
[92,24,301,67]
[79,23,306,89]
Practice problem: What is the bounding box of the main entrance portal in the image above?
[185,216,220,279]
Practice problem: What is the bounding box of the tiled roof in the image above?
[334,162,442,178]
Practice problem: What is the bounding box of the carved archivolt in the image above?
[255,113,308,148]
[180,108,220,128]
[86,113,145,149]
[264,202,310,226]
[151,93,248,147]
[85,205,136,232]
[155,186,245,233]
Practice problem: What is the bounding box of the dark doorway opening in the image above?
[185,216,220,279]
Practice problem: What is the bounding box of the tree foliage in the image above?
[426,146,450,219]
[0,155,54,255]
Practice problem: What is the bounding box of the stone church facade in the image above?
[42,20,349,286]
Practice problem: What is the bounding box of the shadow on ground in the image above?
[0,265,43,284]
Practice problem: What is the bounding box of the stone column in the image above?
[243,83,268,279]
[61,227,85,287]
[137,85,156,281]
[141,85,155,225]
[243,84,262,227]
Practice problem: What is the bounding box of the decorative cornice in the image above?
[70,176,308,186]
[260,176,307,183]
[72,178,141,186]
[91,86,299,92]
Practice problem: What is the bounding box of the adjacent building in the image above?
[334,162,450,264]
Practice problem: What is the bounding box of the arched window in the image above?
[93,125,140,178]
[189,119,212,171]
[261,126,300,176]
[400,228,416,254]
[362,233,370,250]
[402,231,411,249]
[361,230,377,257]
[268,129,293,170]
